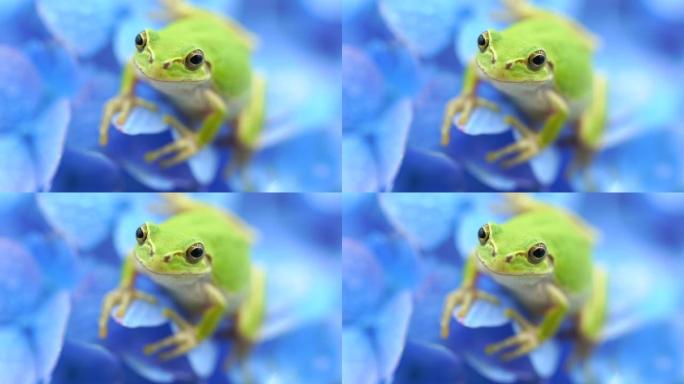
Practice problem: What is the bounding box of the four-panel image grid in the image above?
[1,0,682,383]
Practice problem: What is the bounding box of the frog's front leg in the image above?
[144,283,227,360]
[145,89,226,167]
[486,284,568,360]
[441,61,500,146]
[487,89,568,167]
[99,61,158,146]
[99,254,157,338]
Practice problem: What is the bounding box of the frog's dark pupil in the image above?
[190,247,203,258]
[136,227,144,239]
[135,34,144,46]
[532,54,545,66]
[478,227,486,239]
[532,247,545,258]
[477,34,486,47]
[190,54,203,65]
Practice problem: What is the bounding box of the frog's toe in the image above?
[144,329,199,360]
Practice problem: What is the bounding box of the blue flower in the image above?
[0,0,340,191]
[0,194,340,383]
[342,0,684,191]
[342,193,684,382]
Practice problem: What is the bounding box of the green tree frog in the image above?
[441,0,607,167]
[441,195,607,360]
[99,195,266,361]
[99,0,266,167]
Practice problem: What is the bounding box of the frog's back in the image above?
[162,206,252,292]
[160,12,252,97]
[506,207,594,294]
[502,15,594,99]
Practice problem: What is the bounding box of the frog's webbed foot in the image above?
[145,116,200,167]
[441,94,499,146]
[144,308,199,360]
[98,287,157,339]
[485,308,541,360]
[486,115,541,167]
[99,95,158,146]
[440,287,499,339]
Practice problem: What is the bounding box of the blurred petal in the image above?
[457,300,508,328]
[24,41,79,98]
[0,135,37,192]
[373,291,412,381]
[122,354,175,383]
[36,0,122,57]
[342,136,379,192]
[23,233,78,290]
[31,291,71,382]
[342,46,385,130]
[30,98,71,191]
[115,300,167,329]
[0,327,37,384]
[394,341,465,383]
[52,149,123,192]
[464,353,517,383]
[52,341,123,384]
[379,193,460,250]
[37,194,122,250]
[342,239,385,324]
[0,45,42,132]
[342,328,378,384]
[0,238,43,322]
[373,99,412,189]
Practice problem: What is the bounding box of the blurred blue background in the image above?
[0,0,340,192]
[0,193,340,383]
[343,193,684,383]
[342,0,684,192]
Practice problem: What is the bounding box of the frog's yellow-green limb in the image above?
[578,267,607,343]
[237,265,266,342]
[440,253,500,339]
[441,61,500,146]
[99,61,158,146]
[578,74,608,150]
[486,284,569,360]
[144,283,227,360]
[98,254,157,338]
[236,73,267,150]
[144,89,227,167]
[487,90,569,167]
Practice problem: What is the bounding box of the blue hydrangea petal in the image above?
[24,41,79,98]
[342,328,379,384]
[36,0,123,57]
[52,341,123,384]
[509,322,560,378]
[164,322,218,379]
[379,193,460,250]
[342,46,385,130]
[464,353,517,383]
[342,239,385,324]
[457,300,509,328]
[0,135,37,192]
[0,238,43,322]
[366,234,419,291]
[37,194,122,250]
[464,162,518,191]
[114,300,167,329]
[409,69,461,149]
[0,45,42,132]
[373,290,412,381]
[0,0,31,22]
[373,99,412,189]
[366,41,420,97]
[393,148,467,191]
[122,354,175,383]
[0,327,37,384]
[379,0,463,57]
[30,291,71,382]
[23,233,77,290]
[114,108,169,136]
[393,341,465,383]
[51,149,123,192]
[343,136,379,192]
[186,144,219,186]
[30,98,70,191]
[641,0,684,21]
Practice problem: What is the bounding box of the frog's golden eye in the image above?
[477,32,489,53]
[184,49,204,71]
[135,225,147,245]
[527,243,547,264]
[527,50,546,71]
[185,243,205,264]
[135,31,147,53]
[477,225,490,245]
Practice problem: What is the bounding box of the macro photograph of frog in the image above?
[341,193,684,383]
[0,193,341,383]
[342,0,684,192]
[0,0,340,192]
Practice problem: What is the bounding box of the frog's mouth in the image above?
[134,61,210,84]
[475,60,552,85]
[134,253,208,278]
[475,249,551,278]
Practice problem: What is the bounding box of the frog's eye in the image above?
[184,49,204,71]
[185,243,204,264]
[477,32,489,53]
[135,32,147,53]
[477,225,490,245]
[135,225,147,245]
[527,50,546,71]
[527,243,547,264]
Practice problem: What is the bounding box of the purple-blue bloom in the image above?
[0,193,340,383]
[342,193,684,382]
[0,0,340,192]
[342,0,684,191]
